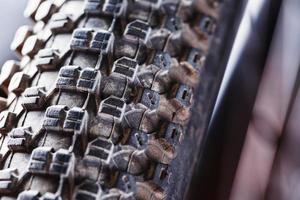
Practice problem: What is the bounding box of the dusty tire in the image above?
[0,0,221,199]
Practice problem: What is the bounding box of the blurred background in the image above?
[1,0,300,200]
[189,0,300,199]
[0,0,28,65]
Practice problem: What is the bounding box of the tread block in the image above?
[129,108,160,133]
[0,112,17,134]
[17,190,40,200]
[151,163,170,190]
[8,72,30,95]
[124,20,151,43]
[145,138,175,164]
[84,0,104,14]
[21,87,47,111]
[70,28,114,54]
[43,106,88,135]
[29,147,74,176]
[136,181,166,200]
[111,146,149,174]
[187,48,205,70]
[63,107,86,133]
[36,48,60,71]
[21,35,43,58]
[43,105,67,132]
[112,57,139,81]
[77,68,101,93]
[115,173,136,191]
[85,137,114,163]
[77,157,102,181]
[10,26,33,55]
[196,15,216,36]
[57,66,101,94]
[171,84,192,107]
[49,13,74,33]
[98,96,126,122]
[73,29,93,40]
[7,126,34,152]
[0,60,20,86]
[24,0,44,20]
[35,0,58,22]
[29,147,53,174]
[100,75,130,99]
[163,123,183,145]
[17,190,61,200]
[90,30,114,54]
[129,130,149,149]
[49,149,72,175]
[102,0,126,16]
[0,168,18,194]
[102,188,134,200]
[70,29,95,51]
[74,181,102,200]
[89,116,116,139]
[164,16,182,32]
[136,67,156,89]
[56,66,81,91]
[70,30,91,49]
[123,108,145,130]
[153,52,172,69]
[140,89,160,110]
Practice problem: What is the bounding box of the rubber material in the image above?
[0,0,220,199]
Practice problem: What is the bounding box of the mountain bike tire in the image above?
[0,0,231,199]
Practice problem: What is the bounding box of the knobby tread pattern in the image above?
[0,0,221,199]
